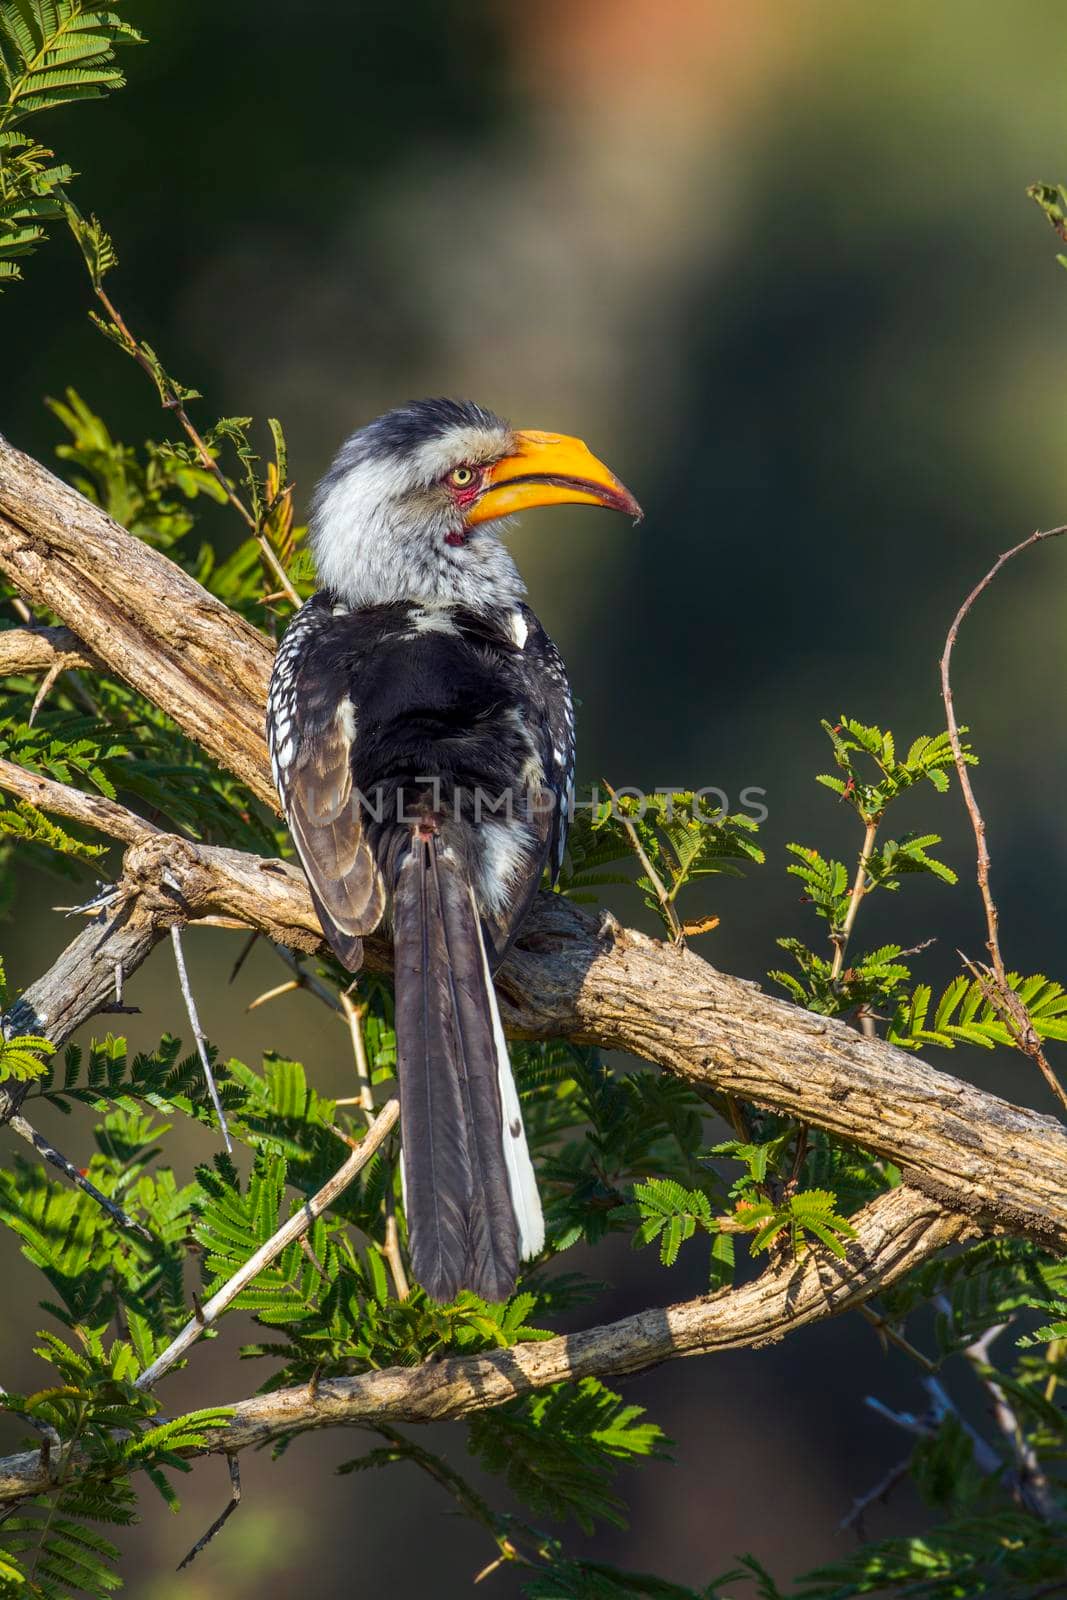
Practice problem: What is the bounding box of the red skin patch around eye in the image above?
[444,472,483,545]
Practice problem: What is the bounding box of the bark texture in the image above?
[0,433,1062,1493]
[0,1185,967,1501]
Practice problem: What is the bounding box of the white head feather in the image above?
[309,399,526,613]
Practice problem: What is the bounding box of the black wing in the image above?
[518,604,575,888]
[267,597,385,971]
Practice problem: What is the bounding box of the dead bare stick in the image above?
[272,944,344,1012]
[163,876,232,1153]
[865,1378,1001,1476]
[940,526,1067,1114]
[228,928,259,984]
[6,1112,152,1241]
[383,1199,410,1301]
[27,657,67,726]
[0,753,159,846]
[176,1456,241,1571]
[339,988,375,1121]
[134,1099,399,1391]
[857,1302,937,1374]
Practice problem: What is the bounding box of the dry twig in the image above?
[135,1100,399,1390]
[940,527,1067,1113]
[164,881,233,1154]
[5,1112,151,1241]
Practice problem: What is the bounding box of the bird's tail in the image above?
[392,830,544,1303]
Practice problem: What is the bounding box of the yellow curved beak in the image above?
[466,429,643,527]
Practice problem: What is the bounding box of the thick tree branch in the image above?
[0,436,276,809]
[496,898,1067,1248]
[0,1184,967,1503]
[0,624,98,677]
[1,432,1063,1520]
[0,753,159,845]
[3,717,1067,1252]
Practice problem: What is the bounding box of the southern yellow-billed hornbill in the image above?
[267,399,640,1302]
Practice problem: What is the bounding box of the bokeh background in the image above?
[4,0,1067,1593]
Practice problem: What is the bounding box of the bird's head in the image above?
[309,398,641,611]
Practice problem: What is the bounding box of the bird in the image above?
[266,398,641,1303]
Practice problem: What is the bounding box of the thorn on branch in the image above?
[176,1456,241,1571]
[298,1233,327,1280]
[246,977,300,1013]
[27,657,66,726]
[838,1452,912,1539]
[163,871,232,1154]
[273,944,344,1013]
[228,929,259,984]
[57,883,124,919]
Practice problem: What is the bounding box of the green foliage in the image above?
[0,1480,132,1599]
[632,1177,715,1267]
[816,721,967,813]
[629,1117,886,1291]
[0,0,143,286]
[196,1151,342,1325]
[632,1169,856,1273]
[1029,180,1067,271]
[769,718,968,1021]
[0,785,105,864]
[0,1024,52,1081]
[0,1096,230,1595]
[794,1510,1067,1599]
[531,1046,712,1251]
[728,1188,856,1259]
[781,719,962,943]
[0,995,689,1587]
[888,970,1067,1051]
[3,55,1067,1592]
[0,650,282,860]
[559,788,763,938]
[52,260,315,616]
[877,1236,1061,1353]
[47,385,313,626]
[766,715,1067,1068]
[771,937,912,1018]
[524,1553,783,1600]
[0,955,54,1080]
[48,387,228,548]
[468,1378,668,1534]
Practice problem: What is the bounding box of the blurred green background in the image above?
[5,0,1067,1592]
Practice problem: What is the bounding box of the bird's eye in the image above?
[448,465,476,488]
